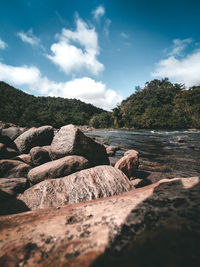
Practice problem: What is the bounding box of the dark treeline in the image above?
[0,81,104,128]
[1,79,200,129]
[89,78,200,129]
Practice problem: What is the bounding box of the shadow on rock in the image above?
[0,189,30,216]
[91,178,200,267]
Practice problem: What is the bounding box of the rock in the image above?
[0,134,18,150]
[115,150,139,178]
[172,137,185,143]
[51,124,109,166]
[30,146,51,166]
[14,126,54,154]
[1,126,27,140]
[0,177,200,266]
[28,155,90,185]
[105,145,120,157]
[131,178,152,188]
[0,178,28,199]
[188,128,198,132]
[19,165,133,210]
[0,143,19,160]
[13,154,32,165]
[0,159,31,178]
[124,149,139,156]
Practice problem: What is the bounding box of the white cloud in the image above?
[47,18,104,75]
[120,32,129,39]
[0,38,7,49]
[152,49,200,87]
[169,38,192,56]
[92,5,105,21]
[0,62,122,110]
[17,29,40,47]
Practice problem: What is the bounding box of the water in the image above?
[86,129,200,181]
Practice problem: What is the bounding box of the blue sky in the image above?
[0,0,200,110]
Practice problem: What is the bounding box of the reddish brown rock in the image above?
[50,124,109,166]
[13,154,32,165]
[19,165,133,210]
[115,150,139,178]
[0,177,199,267]
[105,145,120,157]
[14,126,54,154]
[0,159,31,178]
[28,155,90,185]
[0,143,19,160]
[1,126,27,140]
[30,146,51,166]
[0,177,28,199]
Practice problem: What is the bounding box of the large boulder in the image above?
[0,159,31,178]
[115,150,139,178]
[0,177,199,267]
[14,126,54,154]
[1,126,27,140]
[0,178,28,199]
[28,155,90,185]
[50,124,109,166]
[19,165,133,210]
[30,146,51,166]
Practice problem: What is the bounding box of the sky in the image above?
[0,0,200,110]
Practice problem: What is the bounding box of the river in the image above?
[86,129,200,183]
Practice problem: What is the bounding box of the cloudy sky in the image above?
[0,0,200,110]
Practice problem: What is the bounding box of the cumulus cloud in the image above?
[0,62,122,110]
[152,39,200,87]
[17,29,40,47]
[47,18,104,75]
[120,32,129,39]
[92,5,105,21]
[0,38,7,49]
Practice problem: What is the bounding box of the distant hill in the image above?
[0,81,105,128]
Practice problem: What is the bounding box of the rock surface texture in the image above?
[115,150,139,178]
[0,159,31,178]
[30,146,51,166]
[14,126,54,154]
[51,125,109,166]
[0,177,199,267]
[19,165,133,210]
[28,155,90,185]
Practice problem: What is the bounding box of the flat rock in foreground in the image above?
[50,124,109,166]
[0,176,199,267]
[19,165,133,210]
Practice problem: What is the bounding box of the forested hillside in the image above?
[89,78,200,129]
[0,81,105,128]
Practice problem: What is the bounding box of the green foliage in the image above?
[0,82,105,128]
[119,78,200,129]
[89,112,113,128]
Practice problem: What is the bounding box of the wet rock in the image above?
[28,155,90,185]
[115,150,139,178]
[19,165,133,210]
[14,126,54,154]
[51,124,109,166]
[30,146,51,166]
[172,137,185,143]
[0,159,31,178]
[1,126,27,140]
[0,177,199,267]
